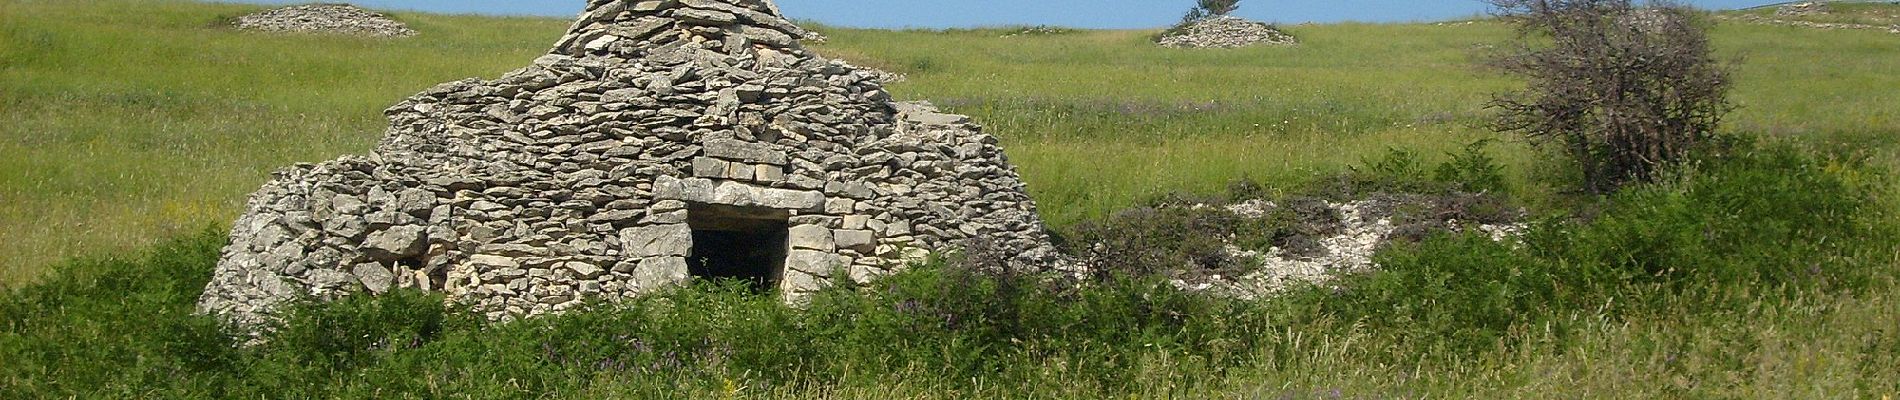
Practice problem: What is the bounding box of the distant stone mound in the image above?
[1721,2,1899,35]
[1157,16,1297,48]
[233,3,417,37]
[1776,2,1830,17]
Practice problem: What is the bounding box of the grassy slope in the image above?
[0,0,563,284]
[1736,2,1900,26]
[4,0,1898,285]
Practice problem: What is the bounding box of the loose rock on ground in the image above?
[232,3,417,37]
[1156,194,1525,299]
[1157,16,1298,48]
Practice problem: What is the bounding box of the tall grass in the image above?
[0,0,564,284]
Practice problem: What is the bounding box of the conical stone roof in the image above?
[199,0,1065,327]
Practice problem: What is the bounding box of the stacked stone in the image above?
[200,0,1065,327]
[1776,2,1830,17]
[1157,16,1298,48]
[233,3,417,37]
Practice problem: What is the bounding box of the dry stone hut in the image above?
[199,0,1064,326]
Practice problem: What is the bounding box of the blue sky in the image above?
[217,0,1779,29]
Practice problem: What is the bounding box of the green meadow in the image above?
[4,0,1900,397]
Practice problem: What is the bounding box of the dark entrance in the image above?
[686,204,790,293]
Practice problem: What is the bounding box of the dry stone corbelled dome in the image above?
[1158,16,1297,48]
[233,3,417,37]
[200,0,1065,327]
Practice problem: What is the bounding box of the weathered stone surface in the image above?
[564,261,606,279]
[353,263,396,294]
[834,229,875,253]
[634,257,690,289]
[233,4,417,37]
[904,111,969,125]
[788,224,835,251]
[786,249,840,276]
[1157,16,1298,48]
[758,188,823,210]
[362,226,427,261]
[199,0,1069,331]
[1777,2,1828,16]
[621,224,691,257]
[754,164,786,182]
[779,269,826,299]
[841,215,869,230]
[847,264,887,284]
[704,139,787,165]
[692,157,729,178]
[308,269,356,289]
[467,254,520,269]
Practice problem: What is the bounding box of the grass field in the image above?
[4,0,1900,397]
[6,0,1898,285]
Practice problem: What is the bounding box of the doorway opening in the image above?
[686,203,790,293]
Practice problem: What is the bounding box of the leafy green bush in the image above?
[1550,140,1877,296]
[1287,139,1883,353]
[1433,139,1509,194]
[259,289,466,371]
[1315,139,1510,197]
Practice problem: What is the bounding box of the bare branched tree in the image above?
[1487,0,1733,194]
[1200,0,1240,16]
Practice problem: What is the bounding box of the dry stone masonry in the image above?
[200,0,1064,328]
[1158,16,1298,48]
[232,3,417,37]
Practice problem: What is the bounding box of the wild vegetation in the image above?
[4,0,1900,397]
[1487,0,1732,193]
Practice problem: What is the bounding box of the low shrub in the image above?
[1285,139,1884,353]
[1488,0,1734,194]
[0,228,235,398]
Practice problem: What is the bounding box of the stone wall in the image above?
[199,0,1066,328]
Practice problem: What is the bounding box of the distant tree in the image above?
[1486,0,1732,194]
[1180,0,1241,25]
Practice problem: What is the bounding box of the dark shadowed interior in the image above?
[686,203,790,293]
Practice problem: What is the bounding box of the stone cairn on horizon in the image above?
[199,0,1067,328]
[233,3,417,37]
[1158,16,1298,48]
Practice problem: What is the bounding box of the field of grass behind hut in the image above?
[4,0,1900,397]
